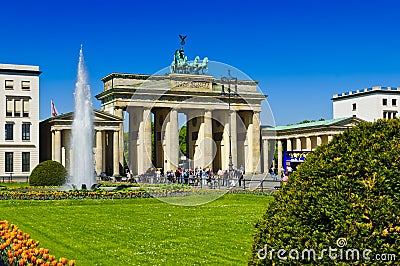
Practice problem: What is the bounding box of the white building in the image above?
[333,86,400,121]
[0,64,41,180]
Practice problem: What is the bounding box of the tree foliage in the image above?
[29,160,67,186]
[286,118,325,126]
[179,125,187,156]
[249,119,400,265]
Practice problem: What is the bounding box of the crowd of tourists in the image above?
[268,165,292,182]
[134,166,245,188]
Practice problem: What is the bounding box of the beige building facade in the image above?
[95,73,266,175]
[39,110,124,176]
[0,64,41,179]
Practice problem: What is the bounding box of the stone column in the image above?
[230,111,238,168]
[138,108,152,174]
[222,112,230,171]
[296,138,302,151]
[195,110,213,169]
[113,130,120,176]
[252,111,261,173]
[128,109,138,175]
[54,130,61,163]
[51,131,55,161]
[166,109,179,171]
[317,136,322,146]
[95,130,103,175]
[277,139,283,176]
[287,138,292,151]
[306,137,312,150]
[115,107,124,170]
[203,110,213,169]
[262,139,269,173]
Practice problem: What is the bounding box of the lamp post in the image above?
[221,70,238,179]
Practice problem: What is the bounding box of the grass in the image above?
[0,182,29,188]
[0,194,272,265]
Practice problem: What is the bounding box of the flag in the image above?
[51,100,58,117]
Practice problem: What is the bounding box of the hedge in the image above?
[249,119,400,265]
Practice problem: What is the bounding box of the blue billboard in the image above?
[283,150,312,171]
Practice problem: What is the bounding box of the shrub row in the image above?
[249,119,400,265]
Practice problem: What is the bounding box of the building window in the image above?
[23,100,29,117]
[21,81,30,90]
[384,111,397,119]
[14,100,21,117]
[383,99,388,106]
[22,152,30,172]
[5,152,13,172]
[5,124,13,140]
[5,80,13,90]
[352,103,356,111]
[6,99,13,117]
[22,124,30,140]
[392,99,397,106]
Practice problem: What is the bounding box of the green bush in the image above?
[29,160,67,186]
[249,119,400,265]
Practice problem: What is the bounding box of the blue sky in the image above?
[2,0,400,125]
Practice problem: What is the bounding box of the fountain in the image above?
[68,46,96,190]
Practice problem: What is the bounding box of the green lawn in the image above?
[0,194,272,265]
[0,182,29,188]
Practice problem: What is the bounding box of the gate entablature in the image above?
[96,73,265,113]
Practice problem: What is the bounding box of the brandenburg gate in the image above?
[95,41,266,175]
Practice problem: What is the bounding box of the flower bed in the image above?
[0,220,74,265]
[0,190,150,201]
[0,186,272,201]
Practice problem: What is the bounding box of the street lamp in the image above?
[221,70,238,179]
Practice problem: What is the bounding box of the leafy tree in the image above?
[179,126,187,156]
[249,119,400,265]
[286,118,325,126]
